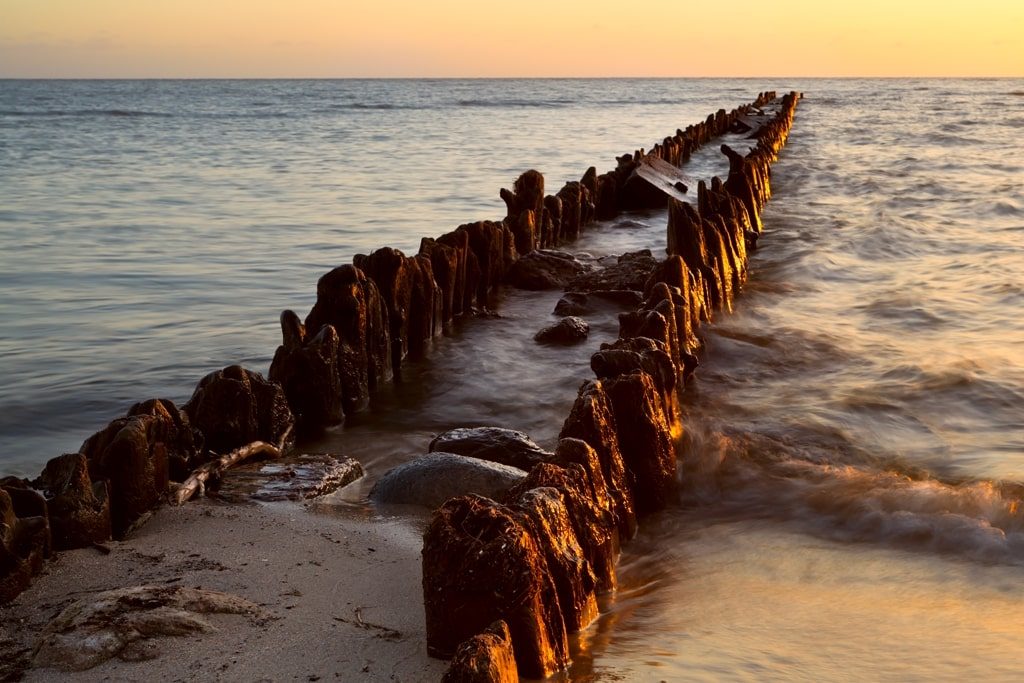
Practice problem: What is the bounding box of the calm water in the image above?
[3,78,1024,680]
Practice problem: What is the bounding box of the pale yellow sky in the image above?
[1,0,1021,77]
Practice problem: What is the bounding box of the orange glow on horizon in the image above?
[1,0,1021,78]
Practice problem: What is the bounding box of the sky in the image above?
[1,0,1022,78]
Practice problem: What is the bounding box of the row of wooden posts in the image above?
[432,92,801,680]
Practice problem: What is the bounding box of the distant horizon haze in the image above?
[2,0,1022,79]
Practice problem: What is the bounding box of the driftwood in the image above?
[172,426,291,506]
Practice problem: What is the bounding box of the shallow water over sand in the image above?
[3,78,1024,679]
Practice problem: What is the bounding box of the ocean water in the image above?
[3,78,1024,680]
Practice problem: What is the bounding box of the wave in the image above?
[0,109,174,118]
[679,425,1024,565]
[455,98,574,108]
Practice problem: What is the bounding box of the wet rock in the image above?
[80,414,171,539]
[442,620,518,683]
[506,456,617,594]
[32,585,263,672]
[535,317,589,345]
[34,453,111,551]
[423,495,569,679]
[506,250,590,290]
[218,453,364,502]
[429,427,551,470]
[370,453,526,508]
[183,365,295,456]
[269,311,344,436]
[553,290,643,316]
[559,381,637,540]
[565,250,658,293]
[304,265,392,411]
[604,371,678,515]
[0,488,50,604]
[510,488,597,632]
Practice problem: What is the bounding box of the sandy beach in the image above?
[3,498,446,682]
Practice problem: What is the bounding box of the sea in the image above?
[1,78,1023,680]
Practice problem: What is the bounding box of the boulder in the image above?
[603,371,678,515]
[370,453,526,508]
[506,250,589,291]
[442,620,518,683]
[553,290,642,316]
[269,311,344,436]
[34,453,111,551]
[534,317,589,345]
[559,381,637,540]
[422,495,569,679]
[429,427,551,470]
[304,264,392,411]
[510,488,597,632]
[565,250,658,293]
[183,365,295,456]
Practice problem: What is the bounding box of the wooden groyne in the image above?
[1,89,791,632]
[429,92,800,681]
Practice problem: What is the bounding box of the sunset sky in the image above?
[2,0,1021,78]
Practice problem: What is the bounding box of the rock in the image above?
[370,453,527,508]
[269,311,344,436]
[183,365,295,456]
[304,264,392,411]
[442,620,519,683]
[217,453,364,503]
[422,495,569,679]
[559,380,637,540]
[506,250,590,290]
[553,290,642,316]
[429,427,551,470]
[534,317,589,345]
[565,250,658,293]
[510,488,597,632]
[0,487,50,604]
[556,182,583,241]
[34,453,111,551]
[79,414,171,539]
[32,585,263,672]
[604,371,678,515]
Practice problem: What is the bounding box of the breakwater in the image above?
[430,92,799,680]
[0,90,791,626]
